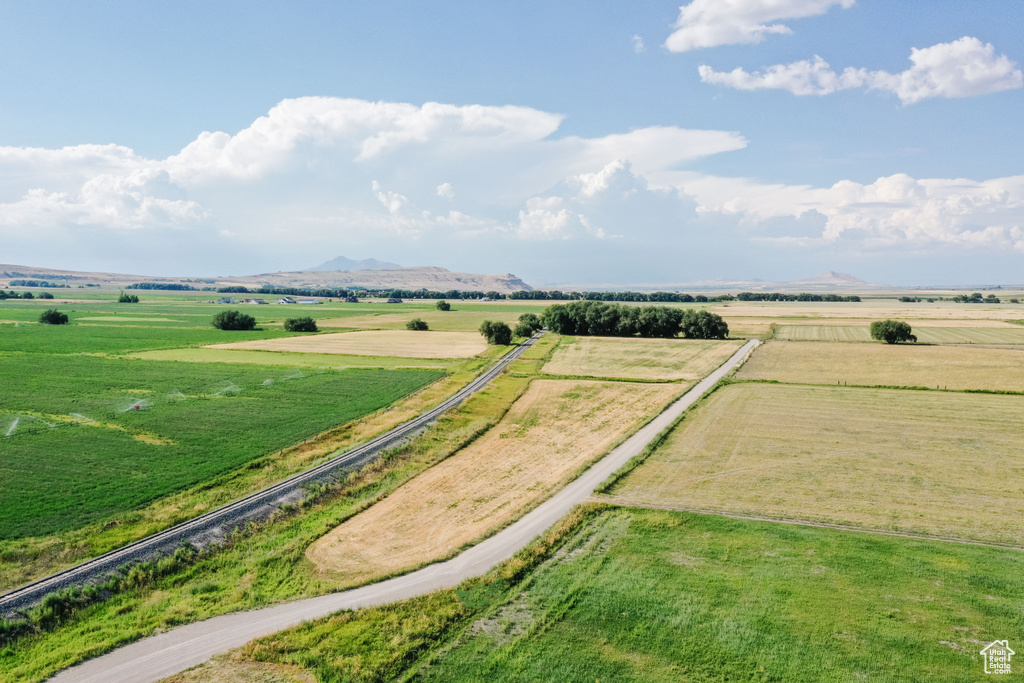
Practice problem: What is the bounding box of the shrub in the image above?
[479,320,512,345]
[870,319,916,344]
[435,300,451,311]
[21,291,33,299]
[406,318,429,331]
[38,309,69,325]
[513,312,543,338]
[117,291,140,303]
[283,316,318,332]
[37,292,54,299]
[212,310,257,331]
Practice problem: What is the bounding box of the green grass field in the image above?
[224,506,1024,682]
[130,347,460,370]
[412,508,1024,682]
[0,352,441,539]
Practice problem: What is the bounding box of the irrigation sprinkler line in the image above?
[0,332,542,613]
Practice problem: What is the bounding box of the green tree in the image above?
[479,320,512,345]
[283,316,318,332]
[435,300,451,311]
[37,292,54,299]
[21,291,33,299]
[680,310,729,339]
[117,291,140,303]
[870,320,916,344]
[406,318,429,331]
[39,309,69,325]
[212,310,257,331]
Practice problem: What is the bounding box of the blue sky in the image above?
[0,1,1021,286]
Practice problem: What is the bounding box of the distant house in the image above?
[480,297,492,302]
[242,298,267,305]
[386,297,403,303]
[296,298,322,305]
[277,297,296,304]
[217,297,235,304]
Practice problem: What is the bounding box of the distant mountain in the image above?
[310,256,401,272]
[790,271,868,286]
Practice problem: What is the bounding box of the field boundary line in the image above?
[599,500,1024,551]
[0,333,542,616]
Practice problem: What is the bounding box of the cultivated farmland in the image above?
[737,341,1024,391]
[207,330,489,359]
[304,379,681,581]
[541,336,743,381]
[0,353,442,539]
[774,324,1024,344]
[606,382,1024,544]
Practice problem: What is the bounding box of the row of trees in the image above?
[541,301,729,339]
[0,290,53,300]
[9,279,70,288]
[127,283,197,291]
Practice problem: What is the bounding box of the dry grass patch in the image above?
[305,379,680,579]
[738,341,1024,391]
[606,383,1024,544]
[542,336,744,381]
[207,330,488,359]
[159,657,314,683]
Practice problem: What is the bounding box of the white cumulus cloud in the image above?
[698,37,1023,104]
[665,0,854,52]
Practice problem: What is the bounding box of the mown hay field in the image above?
[207,330,489,359]
[542,336,744,381]
[737,341,1024,391]
[319,309,527,333]
[305,379,681,580]
[607,383,1024,544]
[774,324,1024,344]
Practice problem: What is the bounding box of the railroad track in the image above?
[0,332,542,615]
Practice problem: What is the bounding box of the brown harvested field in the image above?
[306,379,681,579]
[774,325,1024,344]
[606,383,1024,544]
[318,310,523,332]
[737,341,1024,391]
[542,336,744,381]
[206,330,488,359]
[712,302,1024,323]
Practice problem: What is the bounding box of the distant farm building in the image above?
[217,297,236,304]
[296,298,322,305]
[242,298,267,305]
[277,297,296,304]
[387,298,403,303]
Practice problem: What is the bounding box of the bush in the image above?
[38,309,69,325]
[406,318,429,331]
[117,291,140,303]
[37,292,54,299]
[283,316,318,332]
[21,291,33,299]
[513,312,543,338]
[212,310,257,331]
[479,320,512,345]
[436,300,451,311]
[870,319,916,344]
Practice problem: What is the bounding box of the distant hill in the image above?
[0,263,533,294]
[309,256,401,271]
[235,266,532,294]
[790,271,868,286]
